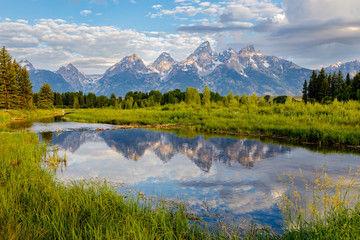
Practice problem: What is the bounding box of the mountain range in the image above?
[19,42,360,96]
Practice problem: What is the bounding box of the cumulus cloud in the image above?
[172,0,360,68]
[0,19,211,74]
[80,10,92,16]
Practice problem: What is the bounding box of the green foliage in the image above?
[110,93,116,106]
[0,130,205,239]
[278,167,360,239]
[185,87,201,105]
[73,96,80,109]
[202,85,211,105]
[37,83,54,109]
[240,92,248,105]
[302,80,308,104]
[67,100,360,146]
[273,95,288,104]
[0,47,19,109]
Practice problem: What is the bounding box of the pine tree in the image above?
[15,62,33,109]
[317,68,329,102]
[352,73,360,94]
[329,72,336,98]
[38,83,54,109]
[0,47,18,109]
[307,70,318,100]
[202,85,211,105]
[346,73,351,87]
[302,80,308,104]
[54,92,63,107]
[110,93,117,107]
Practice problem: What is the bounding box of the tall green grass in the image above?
[0,131,208,239]
[66,100,360,146]
[277,166,360,239]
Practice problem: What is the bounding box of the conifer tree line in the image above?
[0,46,33,109]
[302,68,360,103]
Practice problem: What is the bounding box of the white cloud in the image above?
[16,19,28,24]
[80,10,92,16]
[173,0,360,69]
[152,5,162,10]
[0,19,212,74]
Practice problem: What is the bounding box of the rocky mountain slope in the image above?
[21,42,360,96]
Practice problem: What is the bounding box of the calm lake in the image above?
[9,117,360,231]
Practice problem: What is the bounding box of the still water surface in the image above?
[9,117,360,231]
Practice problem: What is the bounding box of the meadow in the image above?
[2,107,360,239]
[66,99,360,146]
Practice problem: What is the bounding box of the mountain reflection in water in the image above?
[47,129,291,172]
[34,125,360,231]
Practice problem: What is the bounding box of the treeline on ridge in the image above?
[302,68,360,103]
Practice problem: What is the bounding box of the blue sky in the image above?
[1,0,360,74]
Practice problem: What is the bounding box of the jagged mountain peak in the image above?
[150,52,177,73]
[57,63,80,73]
[240,45,256,53]
[104,54,150,77]
[325,59,360,77]
[123,54,141,63]
[153,52,176,64]
[219,48,238,62]
[65,63,76,69]
[239,45,263,58]
[193,41,216,58]
[19,59,35,71]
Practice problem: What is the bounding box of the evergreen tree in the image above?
[54,92,63,107]
[38,83,54,109]
[329,72,336,98]
[0,47,18,109]
[110,93,117,107]
[307,70,318,100]
[346,73,351,86]
[302,80,308,104]
[86,93,97,108]
[334,70,345,96]
[202,85,211,105]
[317,68,329,102]
[15,62,33,109]
[352,73,360,96]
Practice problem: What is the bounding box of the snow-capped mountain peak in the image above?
[239,45,263,57]
[219,48,237,63]
[19,59,35,71]
[150,52,177,73]
[192,41,216,58]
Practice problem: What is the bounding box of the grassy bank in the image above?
[66,100,360,146]
[278,166,360,239]
[3,109,360,239]
[0,110,209,239]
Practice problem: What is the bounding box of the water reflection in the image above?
[11,119,360,231]
[49,129,291,172]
